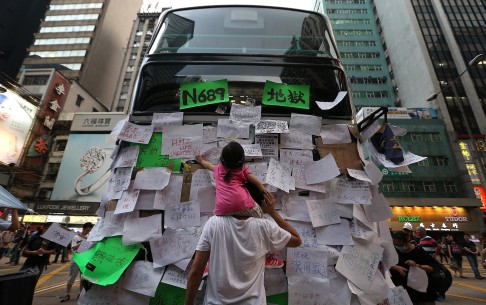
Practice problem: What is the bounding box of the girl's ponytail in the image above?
[223,171,232,183]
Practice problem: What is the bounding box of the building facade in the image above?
[314,0,398,108]
[21,0,143,109]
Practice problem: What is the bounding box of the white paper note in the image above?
[307,199,341,228]
[117,121,154,144]
[281,195,312,222]
[288,276,330,305]
[194,186,216,214]
[384,286,413,305]
[320,124,352,144]
[161,124,204,155]
[203,125,218,143]
[290,113,322,136]
[265,158,293,193]
[229,104,261,124]
[41,223,76,247]
[280,130,314,150]
[363,160,384,185]
[164,201,201,229]
[241,144,263,158]
[200,146,222,164]
[303,154,340,184]
[255,120,289,134]
[112,146,139,168]
[216,119,250,138]
[315,91,347,110]
[152,112,183,132]
[121,261,164,297]
[287,248,328,279]
[280,149,314,167]
[363,185,393,222]
[134,190,156,210]
[133,167,171,190]
[315,219,353,246]
[154,175,183,209]
[114,183,140,214]
[150,227,201,268]
[246,162,268,182]
[331,179,371,204]
[264,268,288,296]
[109,167,133,200]
[287,220,322,250]
[292,165,327,193]
[407,266,428,293]
[122,213,162,245]
[347,169,372,183]
[168,136,204,160]
[161,264,189,289]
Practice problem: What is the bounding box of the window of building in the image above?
[22,75,50,85]
[417,159,429,166]
[54,140,67,151]
[381,181,394,192]
[38,188,52,200]
[49,3,103,10]
[44,14,99,21]
[410,132,423,141]
[430,133,441,142]
[444,182,457,193]
[34,37,91,45]
[30,50,86,58]
[61,63,82,70]
[436,156,448,166]
[402,181,415,192]
[40,25,95,33]
[46,163,61,180]
[75,95,84,107]
[423,182,436,192]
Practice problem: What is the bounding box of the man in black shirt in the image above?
[20,222,56,281]
[461,233,485,280]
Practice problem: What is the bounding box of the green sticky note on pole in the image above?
[179,79,229,110]
[73,236,140,286]
[262,81,310,109]
[131,132,181,172]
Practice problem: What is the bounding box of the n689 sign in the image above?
[179,79,229,110]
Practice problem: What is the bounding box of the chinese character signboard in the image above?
[262,81,310,109]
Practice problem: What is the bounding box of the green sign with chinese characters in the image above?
[179,79,229,109]
[262,81,310,109]
[73,236,140,286]
[131,132,182,172]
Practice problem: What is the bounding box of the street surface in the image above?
[1,256,486,304]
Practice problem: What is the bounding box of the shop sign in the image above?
[459,141,473,162]
[397,215,420,222]
[392,206,473,232]
[70,113,127,132]
[380,166,411,177]
[26,201,100,215]
[466,163,481,185]
[473,186,486,211]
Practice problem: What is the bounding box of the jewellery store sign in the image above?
[25,201,100,216]
[392,206,475,231]
[71,113,127,132]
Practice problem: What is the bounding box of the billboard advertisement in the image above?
[51,133,115,202]
[0,86,37,164]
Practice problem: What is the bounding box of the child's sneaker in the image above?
[265,254,284,268]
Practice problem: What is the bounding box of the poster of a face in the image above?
[51,134,115,202]
[0,88,37,164]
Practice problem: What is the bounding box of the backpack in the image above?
[418,247,452,294]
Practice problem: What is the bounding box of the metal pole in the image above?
[450,80,486,192]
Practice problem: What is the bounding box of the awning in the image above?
[386,197,482,207]
[0,185,29,210]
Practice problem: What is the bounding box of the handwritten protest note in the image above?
[74,236,140,286]
[41,223,76,247]
[112,146,139,168]
[292,166,327,193]
[246,162,268,182]
[161,124,203,155]
[164,201,200,229]
[255,134,278,161]
[363,185,393,222]
[114,183,140,214]
[255,120,289,134]
[161,265,189,289]
[351,218,375,241]
[290,113,322,136]
[303,154,340,184]
[167,136,204,159]
[109,167,133,200]
[384,286,413,305]
[265,158,293,193]
[280,149,313,167]
[262,81,310,109]
[194,186,216,214]
[117,121,154,144]
[150,227,201,268]
[180,79,229,109]
[154,175,183,209]
[131,133,181,171]
[287,248,328,279]
[122,213,162,245]
[121,261,164,297]
[281,195,312,222]
[349,271,389,305]
[335,241,384,291]
[242,144,263,158]
[315,219,353,246]
[363,160,384,185]
[229,104,261,124]
[331,179,371,204]
[133,190,156,210]
[280,130,313,150]
[264,269,288,296]
[287,220,322,250]
[288,276,330,305]
[216,118,250,138]
[307,199,341,228]
[152,112,183,132]
[315,91,347,110]
[320,124,352,144]
[203,125,218,143]
[88,211,138,242]
[134,167,171,190]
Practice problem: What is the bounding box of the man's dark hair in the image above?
[392,231,410,243]
[83,222,94,229]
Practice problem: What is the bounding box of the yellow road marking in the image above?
[447,293,486,302]
[36,263,69,287]
[453,281,486,292]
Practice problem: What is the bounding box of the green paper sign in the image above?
[73,236,140,286]
[131,132,182,172]
[262,81,310,109]
[179,79,229,110]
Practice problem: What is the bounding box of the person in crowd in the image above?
[20,222,56,281]
[390,231,436,305]
[195,141,283,268]
[0,208,19,232]
[402,222,415,243]
[52,244,67,264]
[447,235,465,278]
[435,236,449,264]
[60,222,93,302]
[461,233,485,279]
[415,226,438,256]
[0,229,14,259]
[8,223,28,266]
[184,193,302,305]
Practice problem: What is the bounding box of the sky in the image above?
[141,0,315,11]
